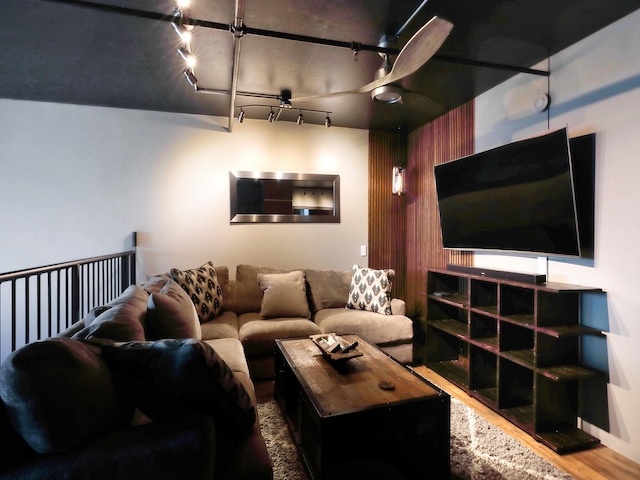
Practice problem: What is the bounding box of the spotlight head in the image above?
[183,69,197,88]
[324,115,332,128]
[237,109,245,123]
[177,47,196,69]
[296,112,304,125]
[267,110,276,123]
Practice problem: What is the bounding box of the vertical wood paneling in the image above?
[405,101,475,314]
[368,130,407,299]
[368,101,474,320]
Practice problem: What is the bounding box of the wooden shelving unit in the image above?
[426,268,606,453]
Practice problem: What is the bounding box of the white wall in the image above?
[475,9,640,463]
[0,101,369,278]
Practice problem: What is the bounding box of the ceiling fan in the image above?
[290,16,453,106]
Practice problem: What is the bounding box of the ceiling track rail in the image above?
[40,0,550,110]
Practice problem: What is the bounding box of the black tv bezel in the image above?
[434,128,595,259]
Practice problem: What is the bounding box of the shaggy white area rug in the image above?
[257,398,575,480]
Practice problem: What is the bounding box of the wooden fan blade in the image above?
[386,16,453,84]
[291,16,453,103]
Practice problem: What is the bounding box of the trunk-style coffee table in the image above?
[274,335,450,480]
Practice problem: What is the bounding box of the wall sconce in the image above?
[392,166,406,195]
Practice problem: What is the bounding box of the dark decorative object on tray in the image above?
[310,333,363,362]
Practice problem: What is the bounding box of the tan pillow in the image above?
[305,269,352,312]
[257,271,311,319]
[233,265,288,314]
[146,280,202,340]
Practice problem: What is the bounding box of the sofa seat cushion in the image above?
[314,308,413,345]
[200,310,240,340]
[204,338,251,380]
[0,338,125,455]
[238,312,321,356]
[101,339,256,434]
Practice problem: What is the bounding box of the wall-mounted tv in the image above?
[434,127,595,258]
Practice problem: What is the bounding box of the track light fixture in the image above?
[183,69,197,88]
[177,47,196,69]
[233,105,331,127]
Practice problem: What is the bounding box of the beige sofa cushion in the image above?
[238,312,321,356]
[200,311,239,340]
[257,271,311,319]
[231,265,289,314]
[305,269,351,313]
[314,308,413,345]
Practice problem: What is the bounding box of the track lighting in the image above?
[234,105,332,126]
[183,69,197,88]
[177,47,196,69]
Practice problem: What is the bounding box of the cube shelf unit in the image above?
[426,268,605,453]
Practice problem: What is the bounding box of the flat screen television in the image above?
[434,127,594,258]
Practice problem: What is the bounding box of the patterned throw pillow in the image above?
[346,265,394,315]
[170,261,223,323]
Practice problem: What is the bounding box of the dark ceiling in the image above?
[2,0,639,131]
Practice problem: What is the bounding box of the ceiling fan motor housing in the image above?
[371,55,403,103]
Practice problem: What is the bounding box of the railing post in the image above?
[71,264,81,325]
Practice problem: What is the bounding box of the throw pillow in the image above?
[100,339,256,434]
[170,261,223,322]
[0,338,125,454]
[257,270,311,319]
[305,269,352,312]
[346,265,394,315]
[146,280,202,340]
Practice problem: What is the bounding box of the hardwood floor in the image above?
[413,365,640,480]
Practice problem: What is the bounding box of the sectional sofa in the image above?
[0,261,413,479]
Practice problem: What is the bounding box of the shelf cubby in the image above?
[470,312,498,351]
[426,268,606,453]
[470,279,498,314]
[500,284,535,326]
[470,345,498,406]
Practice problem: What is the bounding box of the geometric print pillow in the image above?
[170,261,223,323]
[346,265,394,315]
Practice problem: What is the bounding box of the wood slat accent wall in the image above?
[368,101,475,320]
[368,130,407,300]
[405,101,475,315]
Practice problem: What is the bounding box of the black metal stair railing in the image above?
[0,250,136,363]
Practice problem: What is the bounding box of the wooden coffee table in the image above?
[275,335,450,480]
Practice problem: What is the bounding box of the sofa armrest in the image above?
[391,298,406,316]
